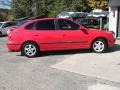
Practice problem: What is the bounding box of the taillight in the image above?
[7,29,12,38]
[7,29,10,36]
[8,33,12,38]
[7,27,16,37]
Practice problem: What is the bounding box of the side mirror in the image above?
[80,25,87,30]
[80,25,88,34]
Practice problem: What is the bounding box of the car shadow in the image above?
[39,49,92,57]
[0,35,7,37]
[16,44,120,57]
[106,44,120,53]
[37,44,120,57]
[16,48,92,57]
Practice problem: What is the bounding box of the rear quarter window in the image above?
[25,22,36,30]
[36,20,55,30]
[25,20,55,30]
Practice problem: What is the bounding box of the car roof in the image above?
[75,18,100,21]
[17,18,79,28]
[25,18,74,24]
[0,21,13,23]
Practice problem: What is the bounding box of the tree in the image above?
[33,0,49,17]
[0,9,9,21]
[87,0,108,9]
[11,0,98,19]
[48,0,91,17]
[71,0,91,12]
[11,0,33,19]
[48,0,68,17]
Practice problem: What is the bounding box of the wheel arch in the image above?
[20,40,40,51]
[91,37,108,48]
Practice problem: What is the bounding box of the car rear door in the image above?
[26,19,63,51]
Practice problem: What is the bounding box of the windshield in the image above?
[75,19,88,25]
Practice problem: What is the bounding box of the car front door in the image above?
[56,19,89,50]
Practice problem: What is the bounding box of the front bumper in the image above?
[108,38,116,48]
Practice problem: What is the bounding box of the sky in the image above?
[0,0,11,9]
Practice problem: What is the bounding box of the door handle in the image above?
[63,34,66,37]
[34,35,39,36]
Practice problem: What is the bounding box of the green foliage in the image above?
[11,0,32,18]
[10,0,108,19]
[0,9,9,21]
[7,15,14,21]
[87,0,108,9]
[49,0,68,17]
[33,0,49,17]
[73,0,91,12]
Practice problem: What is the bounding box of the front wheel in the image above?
[21,42,40,58]
[92,38,107,53]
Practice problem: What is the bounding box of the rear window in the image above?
[25,22,36,30]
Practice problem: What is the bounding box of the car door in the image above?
[56,19,89,49]
[25,19,63,51]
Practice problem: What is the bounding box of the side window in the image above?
[2,22,15,28]
[25,22,36,30]
[36,20,55,30]
[58,19,79,30]
[2,23,9,28]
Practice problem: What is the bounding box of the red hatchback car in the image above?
[7,18,115,57]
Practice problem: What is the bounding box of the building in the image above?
[109,0,120,38]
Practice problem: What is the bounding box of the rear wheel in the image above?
[21,42,40,58]
[92,38,107,53]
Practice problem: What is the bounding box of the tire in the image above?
[0,32,2,36]
[21,42,40,58]
[92,38,107,53]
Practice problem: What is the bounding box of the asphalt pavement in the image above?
[0,36,120,90]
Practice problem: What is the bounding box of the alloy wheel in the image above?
[22,42,39,57]
[92,39,107,53]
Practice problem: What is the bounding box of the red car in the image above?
[7,18,115,57]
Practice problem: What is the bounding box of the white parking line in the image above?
[88,84,120,90]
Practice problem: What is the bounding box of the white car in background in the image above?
[0,21,15,36]
[88,9,108,18]
[58,11,88,20]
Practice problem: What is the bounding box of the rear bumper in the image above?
[7,43,21,51]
